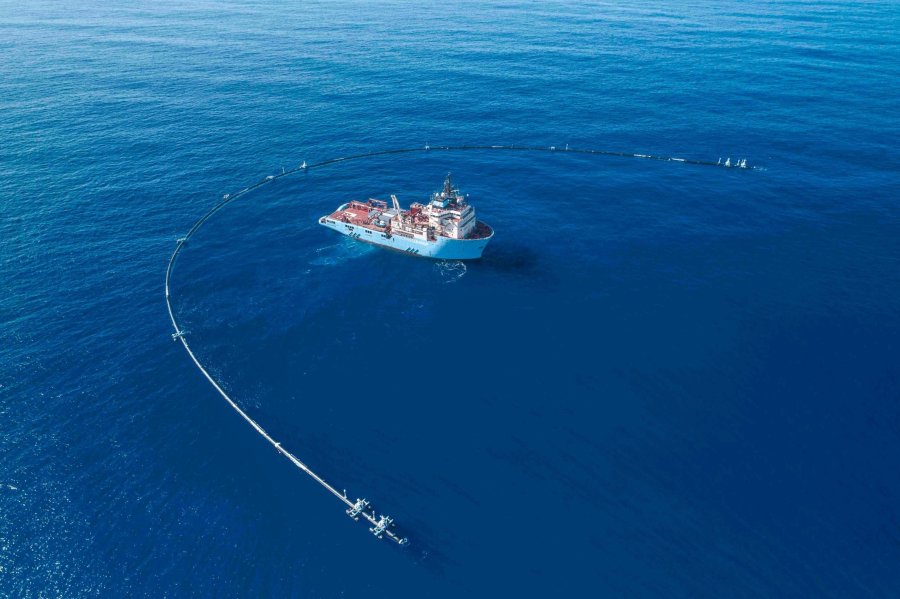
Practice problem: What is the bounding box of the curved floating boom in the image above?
[164,143,756,548]
[164,281,408,544]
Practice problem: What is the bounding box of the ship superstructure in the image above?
[319,174,493,259]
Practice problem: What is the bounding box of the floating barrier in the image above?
[164,144,756,548]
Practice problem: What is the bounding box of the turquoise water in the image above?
[2,1,899,596]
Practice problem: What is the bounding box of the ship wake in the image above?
[309,238,374,267]
[434,260,467,283]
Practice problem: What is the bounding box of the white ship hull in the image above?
[319,216,493,260]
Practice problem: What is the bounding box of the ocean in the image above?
[2,1,899,596]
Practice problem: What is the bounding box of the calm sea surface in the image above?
[2,1,899,596]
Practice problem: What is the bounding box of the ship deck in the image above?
[328,203,387,232]
[328,201,493,240]
[467,221,494,240]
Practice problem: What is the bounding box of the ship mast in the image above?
[443,172,453,196]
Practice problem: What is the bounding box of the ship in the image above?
[319,173,493,259]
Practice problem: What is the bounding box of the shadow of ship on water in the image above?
[473,241,540,275]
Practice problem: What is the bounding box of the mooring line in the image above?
[164,143,755,548]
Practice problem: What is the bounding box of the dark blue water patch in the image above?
[167,150,900,596]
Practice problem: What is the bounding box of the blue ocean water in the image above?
[2,0,900,596]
